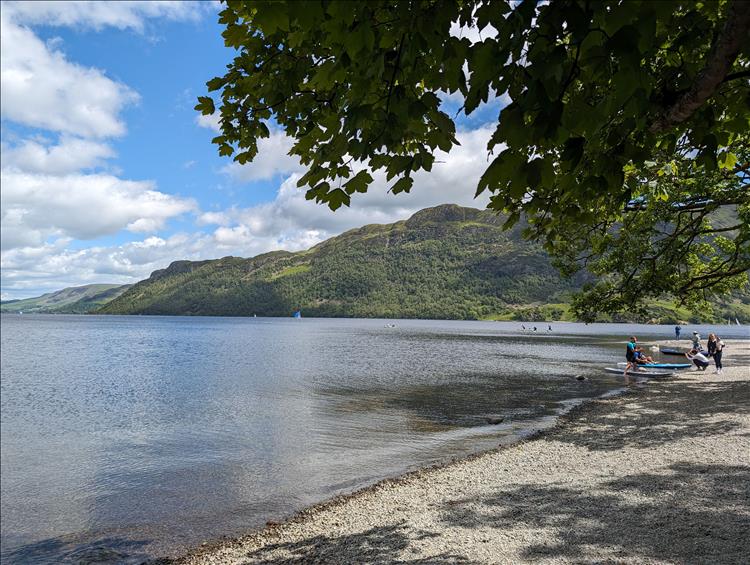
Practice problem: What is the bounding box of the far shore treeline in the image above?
[7,205,745,324]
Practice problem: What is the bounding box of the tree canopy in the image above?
[198,0,750,316]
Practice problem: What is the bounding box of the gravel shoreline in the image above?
[178,339,750,564]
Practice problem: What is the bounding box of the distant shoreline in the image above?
[4,311,749,329]
[175,339,750,564]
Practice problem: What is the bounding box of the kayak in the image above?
[616,362,691,370]
[660,346,688,355]
[604,367,676,377]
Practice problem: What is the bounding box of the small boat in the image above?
[604,367,676,377]
[617,362,691,370]
[659,346,688,355]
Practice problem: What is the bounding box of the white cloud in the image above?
[220,129,305,182]
[2,1,211,32]
[196,115,305,182]
[1,136,115,174]
[0,13,139,138]
[1,170,196,250]
[195,112,221,132]
[201,125,497,252]
[1,233,208,297]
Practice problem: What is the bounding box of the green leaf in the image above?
[195,96,215,115]
[343,170,373,194]
[390,176,413,194]
[326,188,351,210]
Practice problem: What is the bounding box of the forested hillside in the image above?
[98,205,583,319]
[97,205,750,322]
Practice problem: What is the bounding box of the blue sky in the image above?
[1,1,503,300]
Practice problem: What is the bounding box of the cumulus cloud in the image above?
[195,125,496,253]
[1,170,196,250]
[195,114,305,182]
[1,233,208,296]
[2,1,211,32]
[0,1,206,296]
[195,112,221,133]
[0,13,140,138]
[221,129,305,182]
[1,136,115,174]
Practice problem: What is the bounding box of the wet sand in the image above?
[179,339,750,564]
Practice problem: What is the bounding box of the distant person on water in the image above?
[707,333,725,374]
[533,326,537,332]
[686,349,710,371]
[691,331,701,350]
[675,325,681,339]
[548,325,552,332]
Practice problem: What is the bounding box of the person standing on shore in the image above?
[707,333,725,374]
[624,336,639,380]
[675,325,681,339]
[691,331,701,350]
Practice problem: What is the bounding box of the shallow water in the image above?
[1,315,747,563]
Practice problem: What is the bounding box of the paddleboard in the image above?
[616,362,691,370]
[604,367,676,377]
[660,346,688,355]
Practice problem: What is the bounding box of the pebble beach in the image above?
[179,339,750,565]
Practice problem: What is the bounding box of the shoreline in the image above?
[175,339,750,564]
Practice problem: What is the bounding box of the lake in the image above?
[1,314,747,563]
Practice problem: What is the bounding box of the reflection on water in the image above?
[1,315,747,563]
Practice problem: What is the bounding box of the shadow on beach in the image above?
[553,379,750,451]
[242,522,475,564]
[440,461,750,564]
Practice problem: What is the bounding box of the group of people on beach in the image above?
[623,332,726,378]
[684,331,725,374]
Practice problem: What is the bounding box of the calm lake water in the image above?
[2,314,748,564]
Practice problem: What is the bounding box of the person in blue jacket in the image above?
[675,325,681,339]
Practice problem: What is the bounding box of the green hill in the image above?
[1,284,132,314]
[95,204,750,322]
[98,205,585,319]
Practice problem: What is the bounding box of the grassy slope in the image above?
[1,284,131,314]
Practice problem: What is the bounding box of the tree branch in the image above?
[649,0,750,133]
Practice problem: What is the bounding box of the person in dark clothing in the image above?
[707,333,725,374]
[624,336,640,381]
[675,325,681,339]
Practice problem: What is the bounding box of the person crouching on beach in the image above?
[707,333,725,374]
[686,349,710,371]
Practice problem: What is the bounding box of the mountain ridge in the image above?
[1,284,132,314]
[96,204,750,323]
[98,204,583,319]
